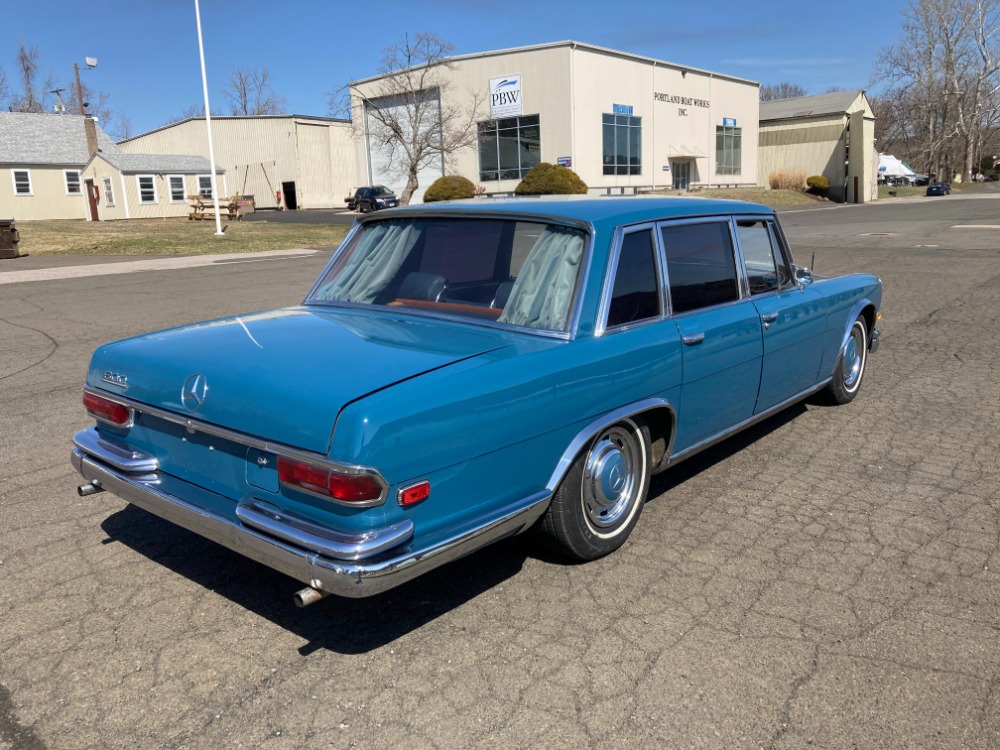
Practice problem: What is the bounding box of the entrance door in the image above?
[281,181,298,210]
[85,179,99,221]
[672,161,690,191]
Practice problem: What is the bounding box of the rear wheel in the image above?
[824,317,868,405]
[541,418,651,560]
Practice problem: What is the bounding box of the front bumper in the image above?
[72,428,550,598]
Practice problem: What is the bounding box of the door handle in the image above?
[761,312,778,329]
[682,332,705,346]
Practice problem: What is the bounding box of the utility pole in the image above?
[74,63,85,115]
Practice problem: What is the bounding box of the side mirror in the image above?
[793,265,813,285]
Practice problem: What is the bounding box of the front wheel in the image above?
[824,317,868,405]
[540,418,651,561]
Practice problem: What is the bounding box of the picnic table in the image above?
[188,194,242,221]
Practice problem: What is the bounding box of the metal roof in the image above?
[102,152,222,174]
[759,90,866,122]
[119,114,350,144]
[0,112,120,165]
[350,40,759,88]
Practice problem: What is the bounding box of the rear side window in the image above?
[661,221,739,314]
[607,229,660,328]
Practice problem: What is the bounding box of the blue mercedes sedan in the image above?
[73,197,882,604]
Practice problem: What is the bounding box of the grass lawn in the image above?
[14,218,349,256]
[646,187,824,208]
[878,181,994,200]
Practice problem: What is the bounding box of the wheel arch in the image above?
[838,298,877,360]
[545,398,676,493]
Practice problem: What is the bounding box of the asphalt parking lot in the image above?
[1,192,998,749]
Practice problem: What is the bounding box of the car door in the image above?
[734,218,826,413]
[660,219,763,454]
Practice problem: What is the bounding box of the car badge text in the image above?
[181,373,209,413]
[102,371,129,389]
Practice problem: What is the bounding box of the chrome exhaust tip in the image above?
[294,586,329,608]
[78,481,105,497]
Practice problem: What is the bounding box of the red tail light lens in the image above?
[277,456,384,505]
[84,392,134,427]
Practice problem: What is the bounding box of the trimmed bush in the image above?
[423,175,477,203]
[514,163,588,195]
[806,175,830,195]
[768,169,806,190]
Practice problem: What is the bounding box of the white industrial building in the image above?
[118,115,355,210]
[350,41,761,203]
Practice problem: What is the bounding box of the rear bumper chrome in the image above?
[71,428,550,598]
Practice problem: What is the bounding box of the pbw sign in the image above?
[489,75,522,118]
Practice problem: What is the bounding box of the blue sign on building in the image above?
[612,103,634,116]
[722,117,737,127]
[557,156,572,168]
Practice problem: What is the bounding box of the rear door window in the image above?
[606,229,661,328]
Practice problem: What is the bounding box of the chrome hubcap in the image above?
[844,325,864,388]
[583,425,640,529]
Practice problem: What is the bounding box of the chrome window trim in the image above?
[83,387,387,484]
[595,223,665,337]
[302,214,595,341]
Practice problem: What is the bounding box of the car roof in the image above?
[376,195,774,232]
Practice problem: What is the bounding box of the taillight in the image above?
[277,456,384,505]
[84,391,133,427]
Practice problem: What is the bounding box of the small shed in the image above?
[758,90,877,203]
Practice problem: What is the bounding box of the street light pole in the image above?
[193,0,224,236]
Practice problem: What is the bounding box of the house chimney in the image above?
[84,116,99,157]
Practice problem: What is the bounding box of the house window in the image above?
[11,170,32,196]
[64,170,82,195]
[602,114,642,175]
[137,175,157,204]
[168,175,186,203]
[478,114,540,182]
[103,177,115,207]
[716,125,742,175]
[198,175,213,198]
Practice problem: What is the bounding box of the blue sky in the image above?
[5,0,906,136]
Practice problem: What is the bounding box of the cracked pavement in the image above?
[1,193,998,749]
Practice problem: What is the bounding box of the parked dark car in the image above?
[926,182,951,196]
[353,185,398,212]
[344,189,357,211]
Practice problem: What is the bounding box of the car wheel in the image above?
[541,418,651,560]
[824,317,868,405]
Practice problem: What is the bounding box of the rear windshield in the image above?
[306,217,588,333]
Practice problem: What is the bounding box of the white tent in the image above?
[878,153,916,180]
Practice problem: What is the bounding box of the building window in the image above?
[716,125,742,175]
[602,114,642,175]
[137,175,157,204]
[478,114,540,182]
[64,170,82,195]
[198,175,213,198]
[103,177,115,207]
[168,175,186,203]
[11,170,32,196]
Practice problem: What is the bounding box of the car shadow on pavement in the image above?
[100,506,532,654]
[99,400,809,654]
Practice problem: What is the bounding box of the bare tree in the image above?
[0,66,9,110]
[224,66,286,116]
[873,0,1000,181]
[338,33,484,205]
[65,80,113,124]
[11,40,54,113]
[760,82,807,101]
[111,112,133,141]
[164,104,224,125]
